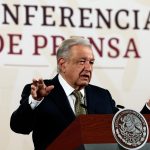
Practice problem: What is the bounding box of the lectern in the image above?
[46,114,150,150]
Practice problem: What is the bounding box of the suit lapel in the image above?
[50,75,75,122]
[85,85,96,114]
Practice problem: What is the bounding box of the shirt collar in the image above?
[58,74,85,97]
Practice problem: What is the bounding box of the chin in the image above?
[80,81,89,86]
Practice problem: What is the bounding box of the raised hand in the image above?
[31,78,54,101]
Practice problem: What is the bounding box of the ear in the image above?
[58,58,66,72]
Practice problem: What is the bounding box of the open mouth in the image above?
[80,74,90,80]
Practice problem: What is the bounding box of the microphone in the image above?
[80,103,88,114]
[80,103,87,109]
[116,105,125,109]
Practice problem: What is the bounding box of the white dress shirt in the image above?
[58,74,85,113]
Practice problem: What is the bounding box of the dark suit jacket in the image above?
[10,75,149,150]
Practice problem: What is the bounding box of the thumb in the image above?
[45,85,54,94]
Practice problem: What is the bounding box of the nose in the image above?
[84,61,93,71]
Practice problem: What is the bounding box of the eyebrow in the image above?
[79,57,95,60]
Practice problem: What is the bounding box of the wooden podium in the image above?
[46,114,150,150]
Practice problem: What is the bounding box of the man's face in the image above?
[59,45,95,90]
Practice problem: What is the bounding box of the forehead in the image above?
[70,44,94,59]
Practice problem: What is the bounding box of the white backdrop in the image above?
[0,0,150,149]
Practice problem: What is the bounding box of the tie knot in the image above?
[72,90,82,99]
